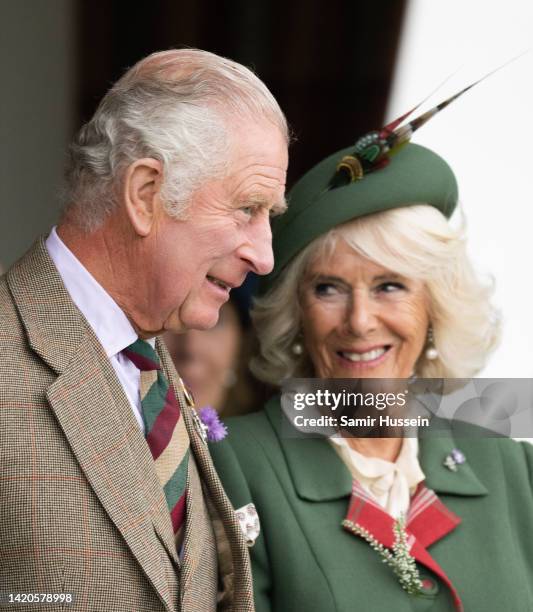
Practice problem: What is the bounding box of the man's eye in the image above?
[238,205,257,218]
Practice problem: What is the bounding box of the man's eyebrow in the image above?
[237,194,288,216]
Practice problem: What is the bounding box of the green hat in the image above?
[258,64,514,295]
[262,142,458,293]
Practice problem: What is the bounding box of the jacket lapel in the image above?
[407,484,461,548]
[419,427,489,497]
[344,479,464,610]
[157,339,254,604]
[8,239,178,611]
[343,479,463,549]
[264,399,353,502]
[344,480,397,544]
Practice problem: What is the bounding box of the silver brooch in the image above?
[443,448,466,472]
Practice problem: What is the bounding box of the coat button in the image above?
[419,575,439,596]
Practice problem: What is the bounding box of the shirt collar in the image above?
[45,227,139,357]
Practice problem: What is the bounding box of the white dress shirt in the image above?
[46,227,149,433]
[329,436,425,518]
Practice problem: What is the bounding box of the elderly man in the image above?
[0,49,288,611]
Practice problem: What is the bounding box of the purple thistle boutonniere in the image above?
[198,407,228,442]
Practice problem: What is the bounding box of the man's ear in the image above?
[123,158,164,236]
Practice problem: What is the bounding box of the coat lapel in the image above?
[344,480,463,607]
[419,427,489,497]
[343,479,463,549]
[407,483,461,548]
[264,399,353,502]
[7,239,178,611]
[157,338,255,606]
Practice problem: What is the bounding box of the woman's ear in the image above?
[122,158,164,236]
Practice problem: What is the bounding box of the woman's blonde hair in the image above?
[251,204,500,385]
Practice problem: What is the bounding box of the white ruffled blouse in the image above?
[329,436,425,518]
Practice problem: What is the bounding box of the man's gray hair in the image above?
[64,49,288,231]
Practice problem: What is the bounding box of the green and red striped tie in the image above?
[123,339,189,541]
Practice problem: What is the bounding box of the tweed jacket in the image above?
[210,397,533,612]
[0,239,254,612]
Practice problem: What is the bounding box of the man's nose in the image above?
[239,216,274,275]
[346,291,378,336]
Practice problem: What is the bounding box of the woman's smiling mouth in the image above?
[336,345,392,369]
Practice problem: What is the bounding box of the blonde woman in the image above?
[210,141,533,611]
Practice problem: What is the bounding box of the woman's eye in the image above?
[377,281,406,293]
[314,283,339,297]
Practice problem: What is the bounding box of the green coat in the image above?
[210,397,533,612]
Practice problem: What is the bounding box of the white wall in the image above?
[388,0,533,377]
[0,0,76,268]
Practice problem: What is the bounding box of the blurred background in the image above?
[1,0,532,381]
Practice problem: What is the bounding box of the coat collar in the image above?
[7,237,88,375]
[265,398,352,501]
[419,420,488,497]
[265,397,488,501]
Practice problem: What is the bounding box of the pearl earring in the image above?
[292,342,303,356]
[425,325,439,360]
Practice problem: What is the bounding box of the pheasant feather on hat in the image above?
[330,58,523,188]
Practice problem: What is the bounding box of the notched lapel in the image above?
[344,482,464,611]
[46,339,178,611]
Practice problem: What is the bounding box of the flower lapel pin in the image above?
[443,448,466,472]
[198,407,228,442]
[190,406,228,444]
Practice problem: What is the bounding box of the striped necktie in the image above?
[123,339,189,541]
